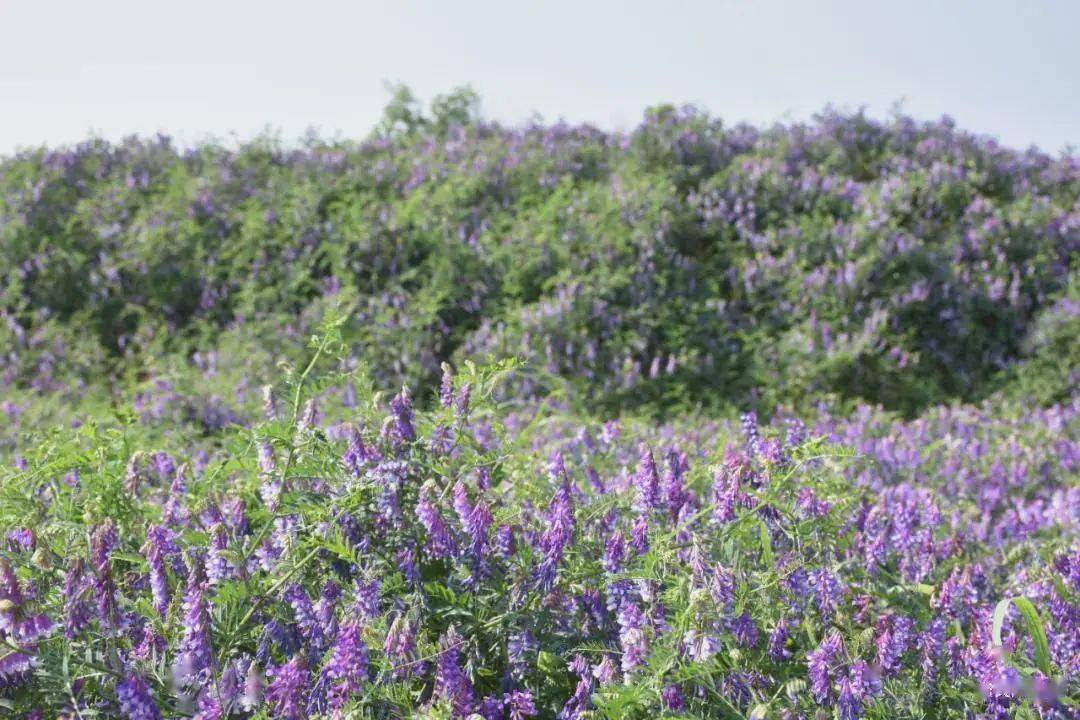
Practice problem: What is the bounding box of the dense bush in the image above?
[1,91,1076,419]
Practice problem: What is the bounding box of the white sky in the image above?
[1,0,1077,155]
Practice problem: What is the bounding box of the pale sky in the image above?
[1,0,1077,155]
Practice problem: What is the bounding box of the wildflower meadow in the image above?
[0,91,1076,718]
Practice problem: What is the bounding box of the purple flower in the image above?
[206,524,232,586]
[495,524,516,559]
[162,468,190,527]
[193,695,223,720]
[807,632,843,703]
[416,485,457,560]
[63,558,93,639]
[710,564,735,614]
[454,383,472,424]
[434,629,473,717]
[384,615,419,679]
[617,602,648,675]
[836,674,860,720]
[536,480,575,591]
[558,676,593,720]
[90,521,119,628]
[297,398,317,433]
[741,411,759,451]
[323,622,369,710]
[661,684,686,711]
[769,618,793,661]
[507,689,537,720]
[453,481,492,557]
[266,657,309,720]
[177,556,212,685]
[116,673,162,720]
[630,516,649,555]
[7,528,34,552]
[284,584,325,651]
[258,442,282,511]
[142,525,177,617]
[731,613,759,648]
[809,569,844,622]
[389,386,416,443]
[507,631,536,678]
[602,531,626,573]
[633,444,660,513]
[354,579,381,624]
[262,384,278,421]
[440,363,455,408]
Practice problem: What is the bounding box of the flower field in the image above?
[0,94,1076,718]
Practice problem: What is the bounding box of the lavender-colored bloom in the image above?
[710,563,735,614]
[617,602,648,675]
[389,386,415,443]
[342,425,372,476]
[90,521,119,628]
[192,695,223,720]
[630,516,649,555]
[284,584,325,651]
[162,467,190,527]
[133,627,164,661]
[661,684,686,711]
[206,524,231,586]
[116,673,162,720]
[807,632,843,703]
[439,363,455,408]
[242,660,265,710]
[354,578,381,624]
[494,524,516,559]
[593,656,618,685]
[741,411,759,451]
[713,467,740,523]
[152,452,176,483]
[507,631,536,678]
[731,612,759,648]
[875,614,915,675]
[454,383,472,424]
[0,560,25,627]
[684,629,722,662]
[453,481,493,557]
[602,531,626,573]
[5,528,33,553]
[384,615,419,679]
[266,657,309,720]
[661,450,691,514]
[125,454,142,494]
[258,442,282,511]
[142,525,177,617]
[434,629,473,717]
[536,480,575,590]
[323,622,369,710]
[633,444,660,513]
[836,675,860,720]
[63,558,93,639]
[262,384,278,421]
[786,417,808,447]
[416,485,457,560]
[768,618,793,661]
[809,568,844,622]
[507,689,537,720]
[177,557,212,685]
[558,676,594,720]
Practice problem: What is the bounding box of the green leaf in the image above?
[992,596,1052,675]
